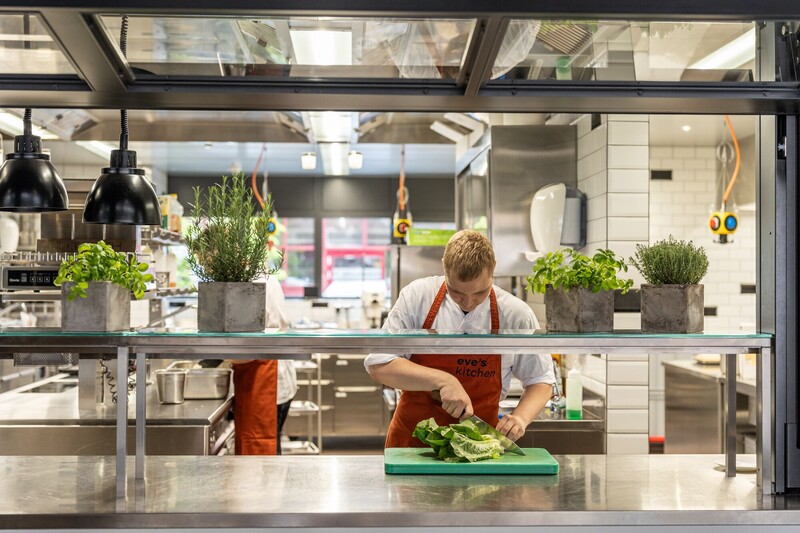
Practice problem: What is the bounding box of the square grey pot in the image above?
[545,286,614,333]
[640,284,704,333]
[198,282,266,332]
[61,281,131,332]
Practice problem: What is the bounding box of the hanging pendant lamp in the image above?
[0,108,69,212]
[83,15,160,225]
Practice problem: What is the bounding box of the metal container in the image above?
[184,368,231,400]
[155,369,188,404]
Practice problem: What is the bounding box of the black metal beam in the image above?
[4,1,800,20]
[464,17,508,97]
[0,80,797,114]
[37,9,129,92]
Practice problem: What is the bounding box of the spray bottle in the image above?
[565,364,583,420]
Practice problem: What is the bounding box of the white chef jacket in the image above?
[364,276,555,399]
[262,275,298,405]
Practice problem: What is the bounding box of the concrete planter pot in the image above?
[61,281,130,332]
[198,282,266,332]
[544,286,614,333]
[640,284,704,333]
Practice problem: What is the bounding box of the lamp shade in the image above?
[0,133,68,212]
[83,149,160,225]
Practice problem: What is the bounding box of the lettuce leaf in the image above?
[412,417,505,462]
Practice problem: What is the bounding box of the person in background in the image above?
[232,275,298,454]
[364,230,554,447]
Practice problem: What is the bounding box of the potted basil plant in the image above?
[630,236,709,333]
[55,240,152,331]
[526,248,633,332]
[184,173,283,332]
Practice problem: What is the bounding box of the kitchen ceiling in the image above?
[1,109,758,178]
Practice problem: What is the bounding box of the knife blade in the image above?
[466,414,526,456]
[431,390,526,456]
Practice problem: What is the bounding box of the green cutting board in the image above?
[384,448,559,475]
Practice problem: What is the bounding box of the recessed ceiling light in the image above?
[681,125,692,132]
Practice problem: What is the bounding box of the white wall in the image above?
[649,145,757,333]
[646,142,757,438]
[575,114,651,454]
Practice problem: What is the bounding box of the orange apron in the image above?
[385,282,501,448]
[233,360,278,455]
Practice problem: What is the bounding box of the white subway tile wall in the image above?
[607,409,649,433]
[607,434,650,454]
[648,145,756,334]
[607,385,649,409]
[576,115,652,454]
[608,169,649,193]
[607,361,649,385]
[647,144,756,439]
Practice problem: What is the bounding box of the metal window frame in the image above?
[0,0,798,495]
[0,5,795,112]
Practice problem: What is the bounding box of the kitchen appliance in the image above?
[0,265,60,290]
[386,245,445,305]
[384,447,558,474]
[456,125,577,276]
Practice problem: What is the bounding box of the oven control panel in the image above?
[0,266,61,290]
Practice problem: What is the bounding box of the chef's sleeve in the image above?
[364,288,414,371]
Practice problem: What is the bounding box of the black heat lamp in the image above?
[0,109,69,212]
[83,14,160,225]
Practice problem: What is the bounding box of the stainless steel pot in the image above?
[155,369,188,404]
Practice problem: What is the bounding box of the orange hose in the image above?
[251,143,267,208]
[722,115,740,206]
[399,145,406,210]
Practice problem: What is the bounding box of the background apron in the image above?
[233,360,278,455]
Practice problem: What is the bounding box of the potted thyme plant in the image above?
[55,240,152,331]
[526,248,633,332]
[184,173,283,332]
[630,236,709,333]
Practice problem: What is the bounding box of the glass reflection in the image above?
[0,13,77,75]
[492,20,756,82]
[98,16,476,80]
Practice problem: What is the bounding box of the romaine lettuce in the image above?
[412,417,505,463]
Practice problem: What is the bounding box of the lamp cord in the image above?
[23,108,32,136]
[119,15,129,151]
[22,15,32,137]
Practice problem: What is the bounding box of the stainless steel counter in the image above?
[0,374,232,455]
[0,329,774,497]
[1,454,797,530]
[0,374,229,425]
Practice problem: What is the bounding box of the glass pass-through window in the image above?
[98,15,477,80]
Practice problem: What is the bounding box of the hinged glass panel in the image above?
[0,13,77,75]
[97,15,477,80]
[492,20,756,83]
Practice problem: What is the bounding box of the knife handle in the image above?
[431,390,442,403]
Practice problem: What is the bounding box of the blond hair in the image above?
[442,230,496,281]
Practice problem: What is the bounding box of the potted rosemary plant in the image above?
[55,240,152,331]
[526,248,633,332]
[184,173,282,332]
[630,236,709,333]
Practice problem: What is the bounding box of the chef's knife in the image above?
[431,390,526,456]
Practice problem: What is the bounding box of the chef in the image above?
[365,229,554,448]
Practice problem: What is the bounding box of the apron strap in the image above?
[423,282,501,331]
[489,288,500,331]
[422,283,448,330]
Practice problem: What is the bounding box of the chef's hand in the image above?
[434,382,474,421]
[495,413,526,441]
